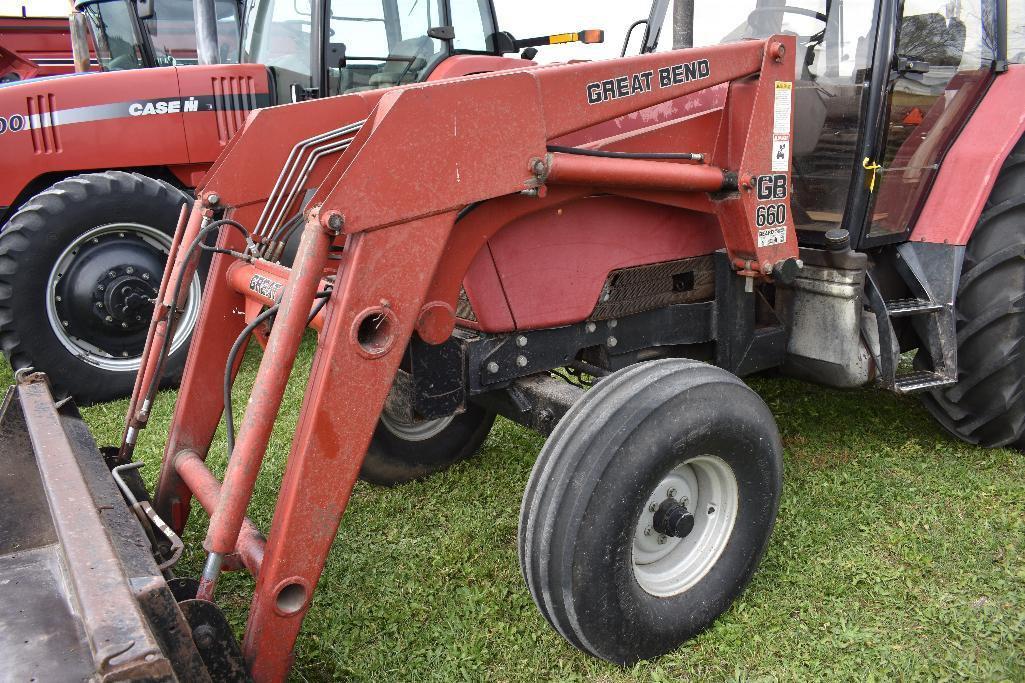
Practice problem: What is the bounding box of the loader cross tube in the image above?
[144,35,796,681]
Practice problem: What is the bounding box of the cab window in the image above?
[82,0,147,71]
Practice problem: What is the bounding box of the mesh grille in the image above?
[589,255,715,320]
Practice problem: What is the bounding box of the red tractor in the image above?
[1,0,1023,680]
[0,0,603,403]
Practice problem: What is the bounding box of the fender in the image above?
[911,65,1025,245]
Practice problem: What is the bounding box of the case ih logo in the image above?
[128,97,200,116]
[585,58,710,105]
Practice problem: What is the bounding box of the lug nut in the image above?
[486,361,499,374]
[95,302,104,309]
[708,506,716,515]
[607,319,617,329]
[648,502,657,512]
[657,535,667,545]
[607,336,618,348]
[585,322,596,333]
[643,527,652,537]
[142,273,150,280]
[105,315,113,322]
[667,487,677,498]
[516,355,528,368]
[515,335,528,347]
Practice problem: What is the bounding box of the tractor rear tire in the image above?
[0,172,198,405]
[518,358,782,664]
[358,403,496,486]
[921,139,1025,447]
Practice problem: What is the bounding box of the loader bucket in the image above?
[0,372,236,681]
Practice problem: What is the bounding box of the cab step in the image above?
[883,297,943,317]
[893,370,957,394]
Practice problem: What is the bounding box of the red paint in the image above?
[0,16,88,78]
[911,66,1025,245]
[426,54,535,81]
[473,196,723,331]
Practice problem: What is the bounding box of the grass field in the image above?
[8,338,1024,681]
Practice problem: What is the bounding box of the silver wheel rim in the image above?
[45,222,201,372]
[379,408,455,441]
[632,455,739,597]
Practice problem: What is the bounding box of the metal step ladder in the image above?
[865,242,965,394]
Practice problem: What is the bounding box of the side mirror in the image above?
[428,26,455,41]
[326,41,346,69]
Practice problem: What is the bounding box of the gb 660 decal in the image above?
[754,173,790,248]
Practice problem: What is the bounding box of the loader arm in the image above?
[136,35,799,680]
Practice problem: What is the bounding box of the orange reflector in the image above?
[549,32,576,44]
[578,29,605,44]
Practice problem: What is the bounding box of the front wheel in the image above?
[519,359,783,664]
[0,171,198,404]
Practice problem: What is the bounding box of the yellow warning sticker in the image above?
[773,81,792,135]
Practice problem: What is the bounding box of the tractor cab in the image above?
[241,0,603,104]
[75,0,241,70]
[666,0,1006,250]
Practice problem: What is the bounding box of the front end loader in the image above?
[2,0,1022,678]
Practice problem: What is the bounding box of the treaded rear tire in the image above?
[0,171,194,405]
[518,359,782,664]
[921,137,1025,447]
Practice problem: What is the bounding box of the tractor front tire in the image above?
[0,172,198,405]
[358,403,496,486]
[922,138,1025,447]
[519,359,782,664]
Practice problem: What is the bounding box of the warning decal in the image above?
[758,226,787,247]
[773,81,792,134]
[771,134,790,172]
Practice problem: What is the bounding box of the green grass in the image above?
[7,339,1025,681]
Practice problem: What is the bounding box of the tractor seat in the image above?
[368,35,436,88]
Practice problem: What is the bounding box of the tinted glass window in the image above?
[144,0,241,66]
[83,0,146,70]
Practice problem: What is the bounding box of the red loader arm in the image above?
[133,35,796,680]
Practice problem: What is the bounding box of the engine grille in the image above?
[588,255,715,321]
[211,75,258,143]
[26,93,60,154]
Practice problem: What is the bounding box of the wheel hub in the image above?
[652,498,695,539]
[46,223,201,372]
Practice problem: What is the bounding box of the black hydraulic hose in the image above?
[223,303,279,458]
[546,145,703,162]
[141,218,252,410]
[223,289,332,458]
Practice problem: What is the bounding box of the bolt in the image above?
[121,322,128,328]
[515,335,528,347]
[55,295,61,302]
[105,315,113,322]
[95,302,104,309]
[108,271,117,279]
[486,361,499,374]
[602,293,611,302]
[325,211,345,233]
[708,506,716,515]
[532,159,546,175]
[97,285,105,292]
[607,319,618,329]
[118,232,125,238]
[206,193,220,206]
[126,266,134,274]
[643,527,652,537]
[762,261,773,275]
[516,355,528,368]
[121,351,129,357]
[648,502,657,512]
[92,238,100,244]
[585,322,596,333]
[136,315,142,321]
[657,535,667,545]
[142,273,150,280]
[607,336,618,348]
[193,625,216,649]
[62,320,69,327]
[667,487,677,498]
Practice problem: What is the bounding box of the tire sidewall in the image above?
[1,175,192,403]
[565,381,782,662]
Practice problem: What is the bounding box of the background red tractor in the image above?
[0,0,605,404]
